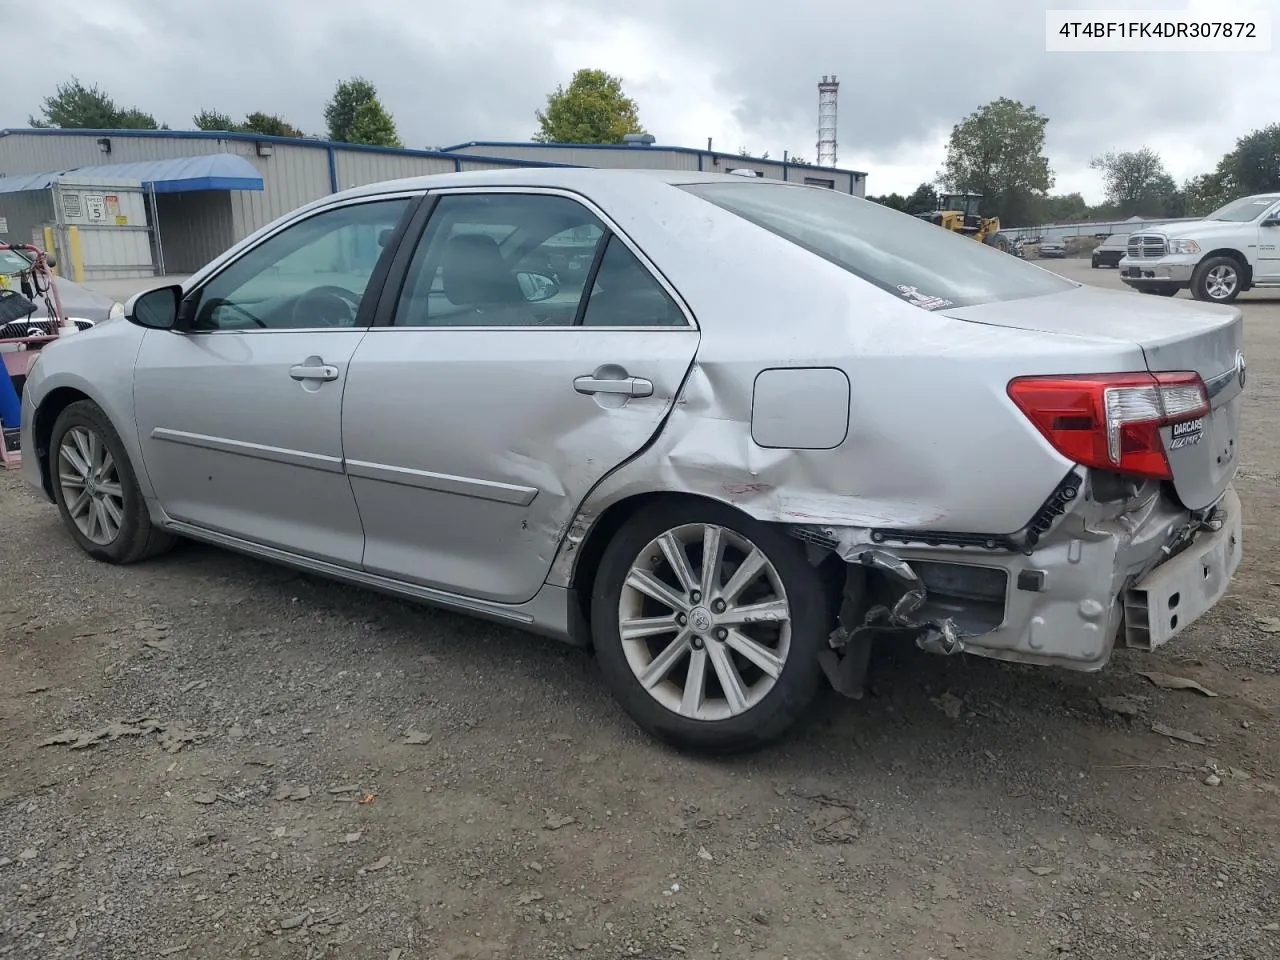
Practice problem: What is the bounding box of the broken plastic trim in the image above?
[817,549,965,698]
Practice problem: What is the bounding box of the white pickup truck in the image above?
[1119,192,1280,303]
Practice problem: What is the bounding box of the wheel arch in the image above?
[564,489,845,648]
[31,386,94,499]
[1201,248,1253,288]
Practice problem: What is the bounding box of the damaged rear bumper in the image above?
[793,479,1242,685]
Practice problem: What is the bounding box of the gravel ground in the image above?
[3,260,1279,959]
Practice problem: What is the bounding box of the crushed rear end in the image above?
[795,288,1245,693]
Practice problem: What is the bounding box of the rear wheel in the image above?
[591,499,831,753]
[1191,256,1242,303]
[49,400,176,564]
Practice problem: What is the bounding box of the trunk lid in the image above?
[944,284,1244,511]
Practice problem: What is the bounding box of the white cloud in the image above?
[11,0,1277,214]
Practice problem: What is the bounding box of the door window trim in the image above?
[367,185,699,333]
[175,191,427,336]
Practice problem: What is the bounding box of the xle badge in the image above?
[1170,417,1204,449]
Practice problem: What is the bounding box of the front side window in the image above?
[190,198,411,331]
[682,181,1076,309]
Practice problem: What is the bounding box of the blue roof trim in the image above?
[150,175,262,193]
[0,152,265,194]
[0,127,579,169]
[439,139,869,178]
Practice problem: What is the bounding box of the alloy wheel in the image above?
[1205,264,1238,300]
[57,425,126,545]
[617,523,792,722]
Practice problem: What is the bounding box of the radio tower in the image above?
[817,75,839,168]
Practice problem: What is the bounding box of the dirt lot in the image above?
[3,259,1278,960]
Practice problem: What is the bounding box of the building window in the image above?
[803,177,835,189]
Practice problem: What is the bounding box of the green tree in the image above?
[29,77,161,129]
[347,99,402,147]
[1182,171,1235,216]
[738,146,771,160]
[533,68,645,144]
[903,182,938,215]
[867,192,908,211]
[241,112,305,138]
[787,153,809,164]
[193,109,237,131]
[1089,147,1176,217]
[324,77,384,142]
[940,97,1054,227]
[1042,192,1091,222]
[1219,123,1280,196]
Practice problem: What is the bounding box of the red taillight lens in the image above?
[1007,372,1208,480]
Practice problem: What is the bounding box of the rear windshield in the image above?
[680,181,1076,309]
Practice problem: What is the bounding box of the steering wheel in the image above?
[289,285,362,327]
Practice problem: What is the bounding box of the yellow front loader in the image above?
[917,193,1008,252]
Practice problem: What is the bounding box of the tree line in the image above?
[25,73,1276,227]
[868,96,1280,227]
[27,76,403,147]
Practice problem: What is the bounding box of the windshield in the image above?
[0,249,34,275]
[680,181,1075,309]
[1204,195,1280,222]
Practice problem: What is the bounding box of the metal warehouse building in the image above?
[0,128,868,281]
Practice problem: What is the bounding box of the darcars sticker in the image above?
[896,285,954,311]
[1170,417,1204,449]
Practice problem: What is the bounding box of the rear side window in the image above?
[680,181,1076,309]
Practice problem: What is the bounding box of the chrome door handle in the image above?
[289,363,339,382]
[573,375,654,398]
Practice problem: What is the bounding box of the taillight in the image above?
[1007,372,1208,480]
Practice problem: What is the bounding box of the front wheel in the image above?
[1191,256,1243,303]
[49,400,176,564]
[590,499,832,753]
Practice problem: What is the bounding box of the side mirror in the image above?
[125,283,183,330]
[1262,217,1280,228]
[516,271,560,303]
[44,254,57,269]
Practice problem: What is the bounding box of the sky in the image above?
[17,0,1279,205]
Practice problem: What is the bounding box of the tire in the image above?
[590,498,832,753]
[1191,255,1243,303]
[49,400,176,564]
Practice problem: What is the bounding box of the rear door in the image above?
[341,187,700,605]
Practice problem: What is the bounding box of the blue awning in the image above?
[0,153,264,195]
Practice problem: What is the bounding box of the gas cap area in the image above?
[750,366,850,450]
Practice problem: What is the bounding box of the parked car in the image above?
[1120,193,1280,302]
[1037,238,1067,258]
[19,169,1245,752]
[0,246,125,337]
[1091,233,1130,269]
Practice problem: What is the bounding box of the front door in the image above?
[132,195,416,565]
[1256,200,1280,282]
[342,189,700,604]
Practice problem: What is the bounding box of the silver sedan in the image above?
[19,169,1245,751]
